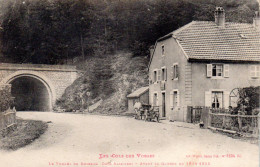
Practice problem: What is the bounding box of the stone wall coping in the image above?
[0,63,77,72]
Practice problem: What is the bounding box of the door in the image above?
[162,92,166,117]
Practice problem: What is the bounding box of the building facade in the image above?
[148,7,260,122]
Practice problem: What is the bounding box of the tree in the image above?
[237,86,260,115]
[0,0,258,63]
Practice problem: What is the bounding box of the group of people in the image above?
[133,101,159,122]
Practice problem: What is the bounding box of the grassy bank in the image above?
[0,119,48,150]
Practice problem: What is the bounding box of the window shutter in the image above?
[224,64,229,78]
[207,64,212,77]
[224,91,230,109]
[170,91,173,108]
[177,91,180,107]
[176,65,179,79]
[171,66,174,79]
[150,72,153,84]
[165,68,167,81]
[205,91,211,107]
[156,93,159,106]
[257,66,260,77]
[157,69,161,82]
[250,66,256,78]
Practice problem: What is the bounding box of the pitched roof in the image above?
[160,21,260,62]
[127,86,149,98]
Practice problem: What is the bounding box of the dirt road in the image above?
[0,112,258,167]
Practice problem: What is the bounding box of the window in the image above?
[161,45,165,56]
[172,64,178,80]
[153,93,158,106]
[211,91,223,108]
[170,90,179,109]
[153,70,157,83]
[205,90,229,109]
[212,64,223,77]
[207,64,229,78]
[173,91,178,107]
[250,65,260,78]
[161,67,167,81]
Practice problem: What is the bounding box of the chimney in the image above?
[215,7,225,27]
[253,10,260,31]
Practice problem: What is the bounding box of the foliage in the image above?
[56,55,115,111]
[56,52,148,113]
[0,84,13,112]
[237,86,260,115]
[0,0,258,63]
[0,0,94,64]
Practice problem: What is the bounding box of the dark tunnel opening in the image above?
[10,76,50,111]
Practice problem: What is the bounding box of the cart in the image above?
[144,106,160,122]
[134,103,150,120]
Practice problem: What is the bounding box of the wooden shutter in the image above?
[171,66,174,80]
[207,64,212,77]
[223,91,230,109]
[257,66,260,77]
[170,91,173,108]
[224,64,229,78]
[205,91,211,107]
[250,65,256,78]
[177,91,180,107]
[157,69,161,82]
[165,68,167,81]
[156,93,159,106]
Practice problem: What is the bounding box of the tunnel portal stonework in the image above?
[0,63,78,111]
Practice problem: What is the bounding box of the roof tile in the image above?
[173,21,260,61]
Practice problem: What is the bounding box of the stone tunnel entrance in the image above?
[10,76,51,111]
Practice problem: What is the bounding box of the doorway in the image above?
[162,92,166,117]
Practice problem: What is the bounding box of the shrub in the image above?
[237,86,260,115]
[0,84,13,112]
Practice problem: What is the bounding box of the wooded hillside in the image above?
[0,0,258,64]
[0,0,258,113]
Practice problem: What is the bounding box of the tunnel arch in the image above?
[1,71,56,111]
